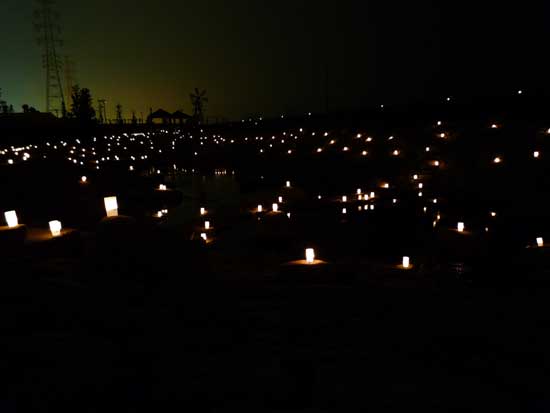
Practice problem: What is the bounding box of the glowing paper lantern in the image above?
[342,208,347,215]
[342,196,347,203]
[286,181,291,188]
[257,205,263,213]
[200,207,206,216]
[493,157,502,164]
[205,221,210,230]
[357,189,362,195]
[537,237,544,247]
[305,248,315,264]
[534,151,540,158]
[272,203,279,212]
[49,220,62,237]
[457,222,465,232]
[201,233,207,241]
[278,196,283,203]
[104,196,118,217]
[81,176,87,183]
[159,184,167,191]
[4,210,18,228]
[402,257,410,269]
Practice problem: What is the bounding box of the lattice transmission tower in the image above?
[33,0,66,116]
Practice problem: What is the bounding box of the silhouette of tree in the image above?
[190,88,208,124]
[22,104,29,113]
[8,105,14,113]
[131,110,137,125]
[70,85,96,123]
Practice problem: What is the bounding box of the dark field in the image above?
[4,98,550,411]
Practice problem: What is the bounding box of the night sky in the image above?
[1,0,549,120]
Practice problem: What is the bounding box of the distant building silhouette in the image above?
[147,109,191,125]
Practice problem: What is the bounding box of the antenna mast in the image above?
[34,0,66,116]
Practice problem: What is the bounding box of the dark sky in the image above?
[1,0,549,119]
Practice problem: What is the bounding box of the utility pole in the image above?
[97,99,107,124]
[33,0,66,116]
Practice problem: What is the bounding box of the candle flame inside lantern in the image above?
[537,237,544,247]
[306,248,315,264]
[458,222,465,232]
[49,220,62,237]
[403,256,410,269]
[104,197,118,217]
[4,210,18,228]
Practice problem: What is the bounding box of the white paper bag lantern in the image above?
[104,196,118,217]
[205,221,210,230]
[537,237,544,247]
[257,205,263,213]
[458,222,465,232]
[200,207,206,216]
[402,256,410,269]
[306,248,315,264]
[4,210,18,228]
[49,220,62,237]
[272,203,279,212]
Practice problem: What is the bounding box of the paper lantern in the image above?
[278,196,283,203]
[534,151,540,158]
[104,196,118,217]
[4,210,18,228]
[159,184,167,191]
[201,233,207,241]
[537,237,544,247]
[81,176,87,183]
[257,205,263,213]
[49,220,62,237]
[205,221,210,230]
[357,189,362,195]
[286,181,291,188]
[342,196,347,203]
[402,256,410,269]
[457,222,465,232]
[342,208,347,215]
[272,203,279,212]
[200,207,206,216]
